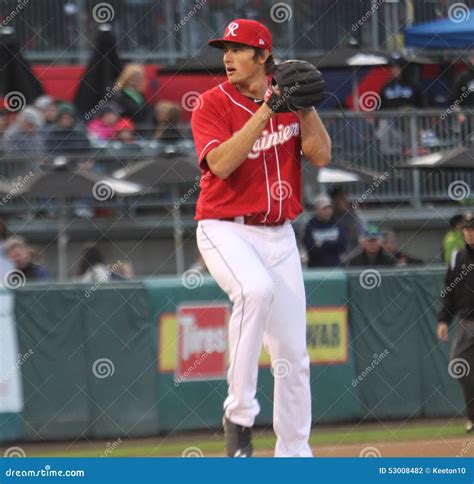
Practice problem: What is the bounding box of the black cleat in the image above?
[223,417,253,457]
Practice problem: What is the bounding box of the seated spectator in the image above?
[154,101,183,141]
[46,102,91,155]
[329,187,366,259]
[115,64,154,129]
[3,107,46,163]
[442,214,466,265]
[115,64,181,136]
[382,230,423,266]
[78,243,110,283]
[34,95,57,127]
[303,194,346,268]
[113,118,140,147]
[0,218,13,279]
[3,237,51,281]
[87,103,128,142]
[380,56,424,110]
[0,108,11,145]
[450,54,474,130]
[346,226,397,267]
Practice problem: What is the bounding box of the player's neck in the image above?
[235,76,268,101]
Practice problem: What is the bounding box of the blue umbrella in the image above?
[405,9,474,49]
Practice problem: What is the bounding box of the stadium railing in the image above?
[5,0,473,62]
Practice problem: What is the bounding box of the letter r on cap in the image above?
[225,22,239,37]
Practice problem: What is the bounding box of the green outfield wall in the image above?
[0,268,464,443]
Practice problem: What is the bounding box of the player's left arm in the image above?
[297,108,331,167]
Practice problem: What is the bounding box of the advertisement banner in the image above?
[175,303,229,382]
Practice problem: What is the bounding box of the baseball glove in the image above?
[265,60,326,113]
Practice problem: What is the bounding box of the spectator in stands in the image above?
[78,243,110,283]
[442,214,466,265]
[329,187,366,259]
[346,226,397,267]
[0,108,11,144]
[34,95,57,127]
[115,64,155,130]
[113,118,140,146]
[46,102,91,155]
[3,237,51,281]
[450,54,474,136]
[380,56,424,110]
[3,107,46,164]
[87,102,129,142]
[0,218,13,279]
[115,64,181,136]
[154,101,183,141]
[303,194,346,268]
[382,230,423,266]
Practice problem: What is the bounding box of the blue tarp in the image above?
[405,9,474,49]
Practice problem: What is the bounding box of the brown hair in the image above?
[253,48,275,75]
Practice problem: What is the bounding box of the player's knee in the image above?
[242,277,274,305]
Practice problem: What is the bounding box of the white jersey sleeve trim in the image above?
[199,139,221,161]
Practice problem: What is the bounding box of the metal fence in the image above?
[0,110,472,211]
[2,0,472,62]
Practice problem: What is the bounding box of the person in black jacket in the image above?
[346,226,397,267]
[438,213,474,433]
[380,56,424,110]
[303,194,346,268]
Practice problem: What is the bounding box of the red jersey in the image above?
[191,81,303,223]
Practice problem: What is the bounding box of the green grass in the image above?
[22,420,465,457]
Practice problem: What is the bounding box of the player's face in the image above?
[463,227,474,246]
[223,43,264,85]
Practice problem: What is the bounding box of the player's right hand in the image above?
[437,321,449,342]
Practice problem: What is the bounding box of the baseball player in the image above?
[438,213,474,433]
[191,19,330,457]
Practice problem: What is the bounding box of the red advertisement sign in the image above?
[175,303,229,382]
